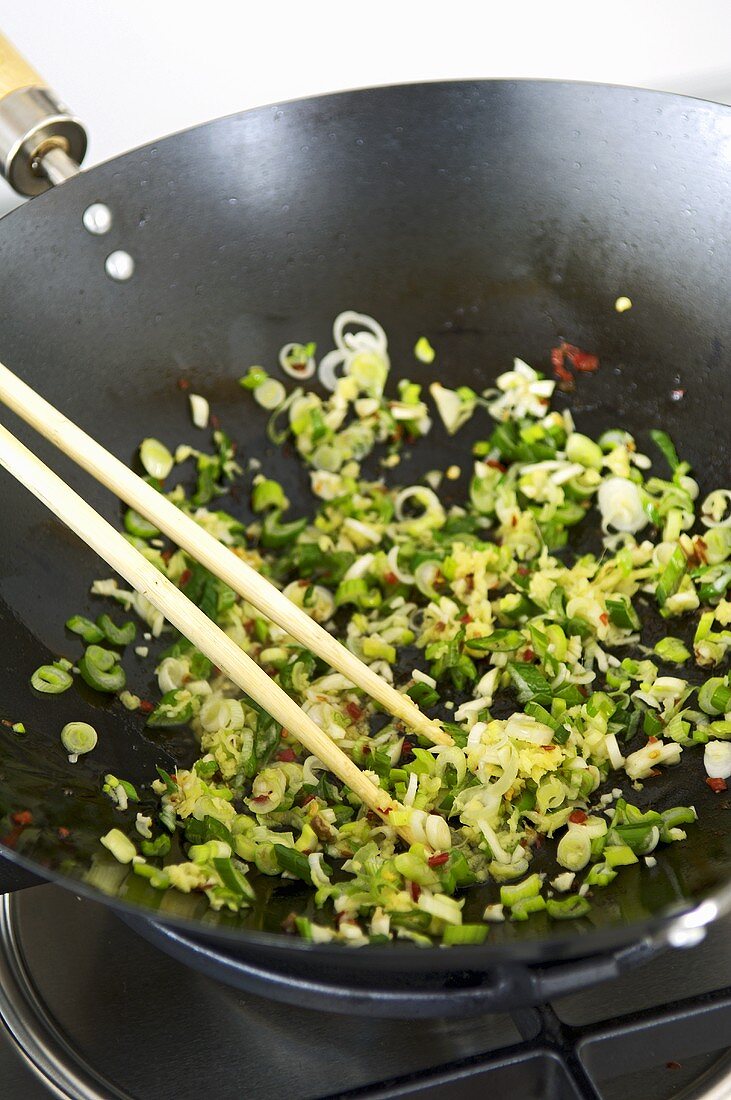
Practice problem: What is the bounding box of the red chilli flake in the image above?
[11,810,33,827]
[485,459,507,472]
[428,852,450,867]
[706,777,728,793]
[599,612,609,626]
[138,700,154,714]
[647,736,659,744]
[562,343,599,373]
[176,377,190,391]
[401,741,414,756]
[409,881,421,902]
[179,568,192,588]
[346,702,364,722]
[57,826,71,839]
[276,747,296,763]
[384,571,398,585]
[569,810,588,824]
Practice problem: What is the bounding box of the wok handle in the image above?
[0,32,87,196]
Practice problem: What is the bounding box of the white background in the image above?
[1,0,731,217]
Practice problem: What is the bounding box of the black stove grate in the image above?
[337,991,731,1099]
[0,886,729,1100]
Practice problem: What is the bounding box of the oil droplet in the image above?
[105,250,135,281]
[82,203,112,235]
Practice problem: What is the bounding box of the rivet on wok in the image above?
[82,202,113,235]
[105,250,135,281]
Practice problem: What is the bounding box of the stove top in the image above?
[0,885,729,1099]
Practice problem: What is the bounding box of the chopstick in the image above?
[0,421,421,846]
[0,364,451,748]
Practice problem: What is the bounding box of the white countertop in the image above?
[1,0,730,217]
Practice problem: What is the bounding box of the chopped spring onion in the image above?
[429,382,476,435]
[31,664,73,694]
[280,342,317,380]
[96,614,136,647]
[139,438,174,480]
[124,508,161,540]
[701,490,731,528]
[557,827,592,871]
[66,615,104,643]
[546,895,591,920]
[442,923,488,944]
[697,677,731,716]
[654,637,690,664]
[78,645,126,693]
[61,722,97,756]
[100,829,137,864]
[254,378,287,410]
[239,366,268,390]
[414,337,436,364]
[251,478,287,513]
[649,430,680,472]
[189,394,210,429]
[704,741,731,780]
[597,477,648,534]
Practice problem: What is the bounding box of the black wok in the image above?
[0,77,729,995]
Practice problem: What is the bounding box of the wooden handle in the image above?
[0,34,45,101]
[0,422,420,846]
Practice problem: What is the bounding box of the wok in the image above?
[0,41,729,1001]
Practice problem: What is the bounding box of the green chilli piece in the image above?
[31,664,73,694]
[78,646,126,693]
[61,722,98,756]
[66,615,105,644]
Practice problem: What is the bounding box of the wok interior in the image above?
[0,81,729,959]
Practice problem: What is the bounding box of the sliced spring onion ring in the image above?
[279,342,317,380]
[61,722,98,756]
[254,378,287,410]
[139,438,174,480]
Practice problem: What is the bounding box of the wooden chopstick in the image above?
[0,363,451,748]
[0,421,420,845]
